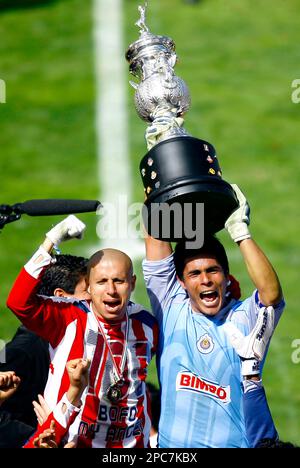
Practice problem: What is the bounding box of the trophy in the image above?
[126,3,238,241]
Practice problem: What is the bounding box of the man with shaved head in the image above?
[7,216,158,448]
[87,249,135,323]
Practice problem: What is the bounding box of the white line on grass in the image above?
[93,0,145,260]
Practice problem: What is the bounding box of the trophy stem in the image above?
[145,104,189,150]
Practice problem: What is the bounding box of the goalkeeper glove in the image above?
[46,215,86,246]
[225,184,251,243]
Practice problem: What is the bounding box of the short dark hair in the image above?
[174,236,229,280]
[38,254,88,296]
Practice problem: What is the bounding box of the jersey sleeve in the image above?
[254,290,285,329]
[23,393,81,448]
[6,246,76,348]
[243,385,278,448]
[142,254,187,322]
[230,290,285,334]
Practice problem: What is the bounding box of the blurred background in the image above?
[0,0,299,444]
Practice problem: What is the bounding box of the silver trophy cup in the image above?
[126,3,238,241]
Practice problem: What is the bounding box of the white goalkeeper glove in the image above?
[225,184,251,243]
[223,306,275,377]
[46,215,86,246]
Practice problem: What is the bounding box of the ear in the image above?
[131,274,137,292]
[54,288,68,297]
[87,285,91,294]
[176,275,187,291]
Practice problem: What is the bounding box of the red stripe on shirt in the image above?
[130,317,149,448]
[77,333,107,448]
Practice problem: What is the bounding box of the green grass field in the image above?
[1,0,300,445]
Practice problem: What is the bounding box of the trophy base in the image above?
[140,136,238,242]
[143,177,238,241]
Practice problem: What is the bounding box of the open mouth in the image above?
[103,299,121,312]
[200,290,219,304]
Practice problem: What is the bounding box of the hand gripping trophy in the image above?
[126,2,238,241]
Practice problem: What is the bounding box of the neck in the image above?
[92,305,126,325]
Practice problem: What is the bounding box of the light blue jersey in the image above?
[143,254,284,448]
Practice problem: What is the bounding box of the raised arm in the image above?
[225,184,282,306]
[142,192,173,261]
[145,233,173,261]
[143,235,189,323]
[6,215,86,345]
[238,239,282,305]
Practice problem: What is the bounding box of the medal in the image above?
[106,382,123,403]
[93,307,129,405]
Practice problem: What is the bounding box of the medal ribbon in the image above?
[92,305,129,384]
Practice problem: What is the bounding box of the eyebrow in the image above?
[97,276,127,282]
[186,265,222,276]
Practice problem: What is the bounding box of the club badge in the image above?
[197,333,214,354]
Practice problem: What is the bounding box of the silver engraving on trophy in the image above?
[126,2,191,149]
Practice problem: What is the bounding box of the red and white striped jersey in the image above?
[7,247,158,448]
